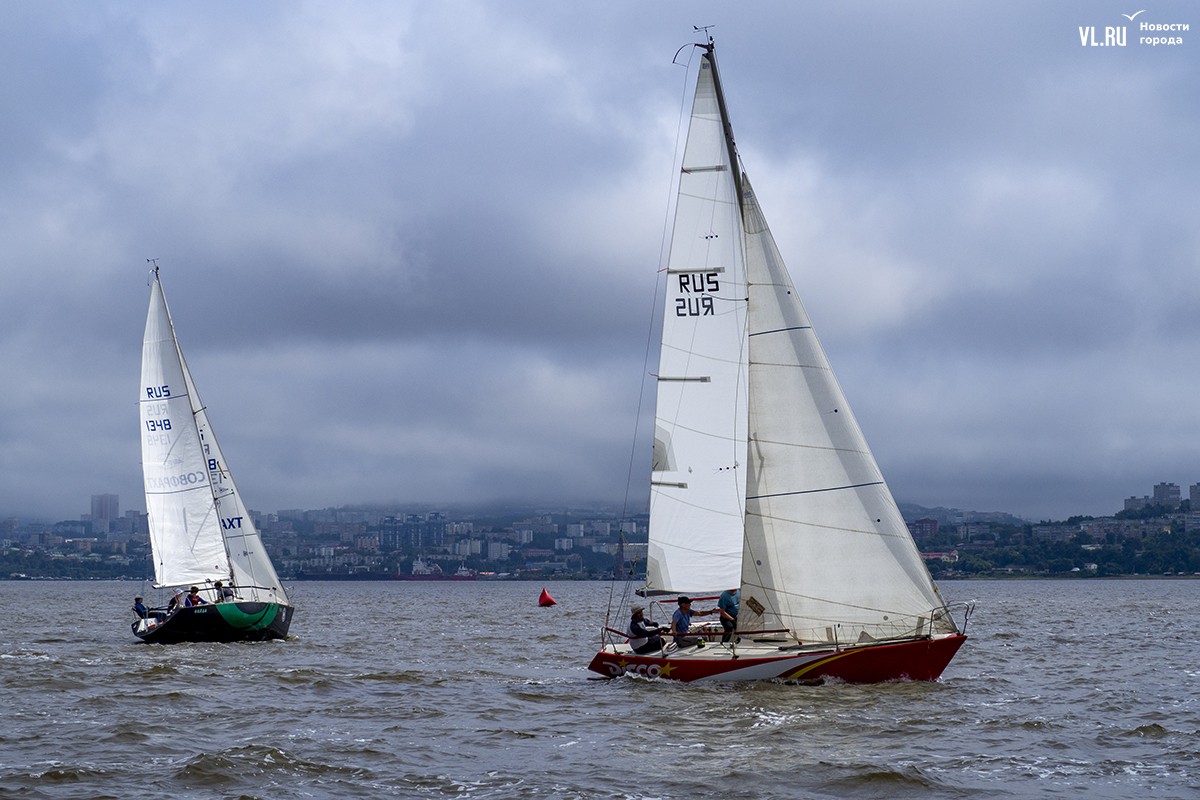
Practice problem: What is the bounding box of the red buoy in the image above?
[538,588,556,607]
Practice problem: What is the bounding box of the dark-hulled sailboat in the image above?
[133,267,293,643]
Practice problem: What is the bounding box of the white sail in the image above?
[140,274,286,604]
[738,177,950,643]
[645,46,952,639]
[646,53,749,594]
[140,278,230,588]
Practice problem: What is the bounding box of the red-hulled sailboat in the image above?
[588,39,972,683]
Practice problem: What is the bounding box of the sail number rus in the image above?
[675,273,719,317]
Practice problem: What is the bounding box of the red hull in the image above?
[588,635,966,683]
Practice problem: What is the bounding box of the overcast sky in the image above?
[1,1,1196,523]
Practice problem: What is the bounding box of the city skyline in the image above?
[0,2,1197,522]
[12,475,1200,529]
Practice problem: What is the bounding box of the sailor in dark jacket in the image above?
[627,605,665,655]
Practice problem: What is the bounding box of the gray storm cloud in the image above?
[0,0,1196,522]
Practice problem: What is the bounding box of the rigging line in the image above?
[747,481,884,501]
[611,194,665,613]
[648,419,741,443]
[727,120,752,541]
[627,51,700,512]
[661,56,716,478]
[659,342,745,367]
[650,490,744,519]
[657,44,700,293]
[729,236,749,536]
[610,39,698,621]
[676,189,739,204]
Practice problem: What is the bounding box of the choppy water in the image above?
[1,579,1198,799]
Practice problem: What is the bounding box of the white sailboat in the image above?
[589,40,971,682]
[133,266,293,643]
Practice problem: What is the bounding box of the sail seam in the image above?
[749,326,812,337]
[746,509,914,540]
[741,585,915,617]
[748,360,834,370]
[747,481,883,501]
[749,437,873,456]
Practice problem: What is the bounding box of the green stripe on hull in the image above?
[215,602,279,631]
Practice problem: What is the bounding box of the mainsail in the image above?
[140,273,286,604]
[645,48,951,642]
[646,55,749,594]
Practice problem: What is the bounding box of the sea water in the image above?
[1,579,1197,799]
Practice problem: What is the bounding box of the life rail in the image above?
[942,600,976,635]
[147,581,286,609]
[604,626,790,641]
[153,582,282,593]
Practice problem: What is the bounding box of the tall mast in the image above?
[703,40,744,214]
